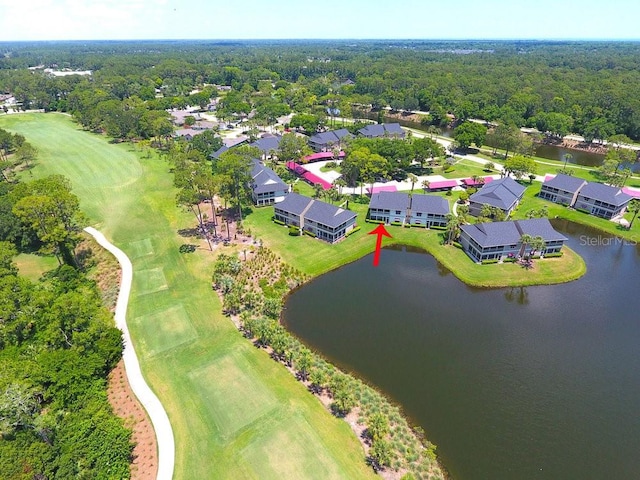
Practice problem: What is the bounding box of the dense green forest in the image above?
[2,40,640,141]
[0,166,131,478]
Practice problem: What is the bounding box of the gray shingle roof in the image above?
[309,129,353,146]
[516,218,568,242]
[461,222,522,248]
[305,199,357,228]
[410,194,450,216]
[469,177,526,210]
[383,123,405,136]
[578,182,633,206]
[251,161,288,195]
[369,192,410,211]
[274,192,313,216]
[358,123,406,138]
[461,218,566,248]
[210,145,230,159]
[250,134,282,154]
[275,193,356,228]
[543,174,587,193]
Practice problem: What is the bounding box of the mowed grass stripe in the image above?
[1,113,375,480]
[189,350,279,439]
[132,304,198,358]
[0,113,143,231]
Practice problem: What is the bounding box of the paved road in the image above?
[84,227,175,480]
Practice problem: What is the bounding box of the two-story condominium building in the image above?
[459,218,567,263]
[539,174,633,219]
[368,191,450,227]
[468,177,526,217]
[250,160,289,206]
[368,192,410,224]
[308,129,354,152]
[539,174,587,206]
[573,182,632,219]
[274,193,357,243]
[409,194,450,227]
[357,123,406,139]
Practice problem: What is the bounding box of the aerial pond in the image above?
[283,220,640,479]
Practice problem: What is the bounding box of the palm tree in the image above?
[296,348,313,382]
[333,176,347,195]
[312,183,323,199]
[562,153,573,173]
[427,125,440,140]
[627,199,639,230]
[445,214,461,244]
[471,174,484,186]
[518,233,533,258]
[530,235,546,256]
[408,173,418,193]
[422,179,430,193]
[480,203,493,220]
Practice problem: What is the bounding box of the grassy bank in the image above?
[244,200,586,287]
[1,113,376,480]
[513,185,640,243]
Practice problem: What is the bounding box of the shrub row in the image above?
[273,218,285,226]
[481,258,500,264]
[345,226,361,237]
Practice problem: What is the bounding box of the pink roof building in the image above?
[427,180,459,190]
[302,151,346,163]
[367,185,398,194]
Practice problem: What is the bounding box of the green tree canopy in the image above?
[454,121,487,150]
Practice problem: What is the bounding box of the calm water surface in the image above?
[282,221,640,479]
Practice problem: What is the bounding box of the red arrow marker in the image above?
[368,224,392,266]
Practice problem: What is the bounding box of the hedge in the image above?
[544,252,563,258]
[430,225,446,231]
[303,229,316,238]
[391,221,402,227]
[365,218,385,224]
[288,225,300,236]
[481,258,500,264]
[345,226,361,237]
[274,218,285,226]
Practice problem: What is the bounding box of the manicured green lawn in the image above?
[13,253,58,281]
[440,159,491,179]
[513,184,640,242]
[245,197,586,286]
[1,113,376,480]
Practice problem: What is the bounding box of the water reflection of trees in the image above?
[504,286,529,305]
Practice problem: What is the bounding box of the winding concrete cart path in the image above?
[84,227,175,480]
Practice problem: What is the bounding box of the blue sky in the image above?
[1,0,639,41]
